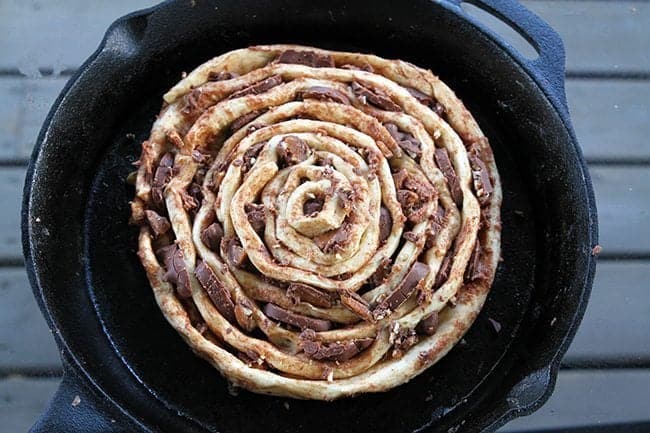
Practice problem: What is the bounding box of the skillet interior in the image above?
[25,1,595,432]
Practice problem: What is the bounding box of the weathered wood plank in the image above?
[0,268,61,371]
[567,80,650,162]
[0,169,25,261]
[0,0,158,75]
[500,369,650,431]
[1,77,648,162]
[3,370,649,433]
[564,261,650,364]
[523,1,650,74]
[1,165,647,261]
[0,77,67,161]
[590,166,650,256]
[0,1,648,73]
[0,376,60,433]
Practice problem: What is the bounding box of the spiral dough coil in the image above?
[132,45,502,400]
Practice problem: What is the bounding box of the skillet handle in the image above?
[29,357,132,433]
[448,0,570,119]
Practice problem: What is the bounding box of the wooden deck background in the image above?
[0,0,648,431]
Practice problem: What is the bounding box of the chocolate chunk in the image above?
[374,262,429,318]
[191,149,212,165]
[159,152,174,168]
[181,183,203,214]
[416,312,439,335]
[156,244,192,298]
[468,149,494,206]
[432,102,446,117]
[404,86,434,106]
[340,289,374,322]
[287,283,333,308]
[297,86,351,105]
[234,300,257,332]
[383,123,422,155]
[245,203,266,233]
[390,326,418,358]
[403,231,421,243]
[151,155,174,208]
[208,70,238,81]
[144,210,171,237]
[370,257,392,286]
[465,241,489,282]
[195,260,236,323]
[237,349,266,369]
[378,206,392,244]
[303,197,324,216]
[230,110,265,134]
[383,123,402,142]
[201,221,224,251]
[228,75,283,99]
[351,81,401,112]
[341,63,374,72]
[398,138,422,155]
[278,135,310,166]
[313,222,352,253]
[434,250,453,290]
[336,188,355,211]
[263,303,332,331]
[242,141,266,172]
[426,205,446,248]
[302,338,374,362]
[181,89,202,116]
[277,50,335,68]
[434,148,463,207]
[397,189,426,223]
[222,237,248,268]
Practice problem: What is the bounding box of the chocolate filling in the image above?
[277,50,335,68]
[230,110,265,134]
[228,75,283,100]
[263,303,332,331]
[301,337,374,362]
[245,203,266,233]
[378,206,392,244]
[416,312,439,335]
[222,237,248,268]
[351,81,401,112]
[313,222,352,253]
[370,257,392,286]
[208,70,238,81]
[278,135,310,166]
[151,152,174,209]
[157,244,192,298]
[468,148,494,206]
[383,123,422,155]
[242,141,266,172]
[434,250,453,290]
[144,210,170,237]
[287,283,334,308]
[195,260,236,323]
[200,221,224,251]
[374,261,430,319]
[434,148,463,207]
[303,197,324,216]
[340,289,373,322]
[297,86,351,105]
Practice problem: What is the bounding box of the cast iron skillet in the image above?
[22,0,598,431]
